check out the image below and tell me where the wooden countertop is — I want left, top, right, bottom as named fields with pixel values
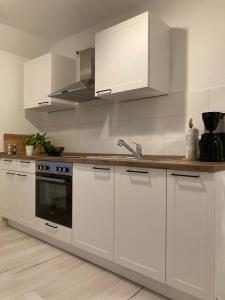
left=1, top=153, right=225, bottom=173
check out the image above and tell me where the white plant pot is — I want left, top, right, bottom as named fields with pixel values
left=26, top=145, right=34, bottom=156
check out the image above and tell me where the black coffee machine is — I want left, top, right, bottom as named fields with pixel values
left=199, top=112, right=225, bottom=162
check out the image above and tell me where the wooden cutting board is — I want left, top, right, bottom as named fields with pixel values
left=4, top=134, right=30, bottom=155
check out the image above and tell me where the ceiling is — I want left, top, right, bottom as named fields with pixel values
left=0, top=0, right=147, bottom=41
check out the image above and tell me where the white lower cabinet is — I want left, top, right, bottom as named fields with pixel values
left=35, top=217, right=71, bottom=244
left=2, top=170, right=17, bottom=221
left=72, top=164, right=114, bottom=261
left=16, top=172, right=35, bottom=228
left=114, top=167, right=166, bottom=282
left=1, top=161, right=35, bottom=229
left=166, top=170, right=214, bottom=300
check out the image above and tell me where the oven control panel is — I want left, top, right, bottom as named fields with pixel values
left=36, top=161, right=73, bottom=176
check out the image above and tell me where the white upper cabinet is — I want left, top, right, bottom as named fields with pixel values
left=72, top=164, right=114, bottom=261
left=95, top=11, right=170, bottom=101
left=115, top=167, right=166, bottom=282
left=166, top=170, right=214, bottom=300
left=24, top=52, right=76, bottom=112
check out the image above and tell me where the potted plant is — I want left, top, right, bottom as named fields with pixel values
left=24, top=135, right=36, bottom=156
left=24, top=132, right=48, bottom=156
left=32, top=132, right=48, bottom=155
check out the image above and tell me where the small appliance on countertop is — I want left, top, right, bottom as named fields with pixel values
left=199, top=112, right=225, bottom=162
left=36, top=160, right=73, bottom=228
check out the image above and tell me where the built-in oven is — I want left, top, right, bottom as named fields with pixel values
left=36, top=161, right=72, bottom=228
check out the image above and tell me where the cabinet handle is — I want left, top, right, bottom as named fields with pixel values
left=45, top=223, right=58, bottom=229
left=38, top=101, right=49, bottom=106
left=126, top=170, right=149, bottom=174
left=17, top=174, right=27, bottom=177
left=3, top=159, right=12, bottom=162
left=6, top=172, right=15, bottom=175
left=19, top=161, right=31, bottom=164
left=93, top=167, right=110, bottom=171
left=171, top=173, right=200, bottom=178
left=96, top=89, right=112, bottom=96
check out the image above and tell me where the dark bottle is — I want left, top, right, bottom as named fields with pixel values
left=12, top=144, right=17, bottom=155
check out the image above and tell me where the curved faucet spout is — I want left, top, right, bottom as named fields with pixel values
left=117, top=139, right=142, bottom=159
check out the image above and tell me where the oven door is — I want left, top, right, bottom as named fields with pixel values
left=36, top=173, right=72, bottom=228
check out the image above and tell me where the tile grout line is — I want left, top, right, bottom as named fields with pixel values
left=127, top=286, right=144, bottom=300
left=15, top=254, right=63, bottom=274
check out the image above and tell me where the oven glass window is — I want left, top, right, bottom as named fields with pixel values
left=36, top=175, right=72, bottom=228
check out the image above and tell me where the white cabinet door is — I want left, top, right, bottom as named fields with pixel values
left=16, top=172, right=35, bottom=229
left=72, top=164, right=114, bottom=261
left=95, top=12, right=149, bottom=97
left=115, top=167, right=166, bottom=282
left=1, top=170, right=17, bottom=221
left=166, top=170, right=214, bottom=300
left=24, top=53, right=51, bottom=109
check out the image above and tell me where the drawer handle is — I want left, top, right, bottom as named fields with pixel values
left=126, top=170, right=149, bottom=174
left=17, top=174, right=27, bottom=177
left=45, top=223, right=58, bottom=229
left=38, top=101, right=49, bottom=106
left=19, top=161, right=31, bottom=164
left=6, top=172, right=15, bottom=175
left=171, top=173, right=199, bottom=178
left=3, top=159, right=12, bottom=162
left=96, top=89, right=112, bottom=95
left=93, top=167, right=110, bottom=171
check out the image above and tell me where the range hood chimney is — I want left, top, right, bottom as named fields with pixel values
left=48, top=48, right=97, bottom=102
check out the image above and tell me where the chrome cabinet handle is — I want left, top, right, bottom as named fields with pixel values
left=93, top=167, right=110, bottom=171
left=96, top=89, right=112, bottom=96
left=126, top=170, right=149, bottom=174
left=3, top=159, right=13, bottom=162
left=6, top=172, right=15, bottom=175
left=45, top=223, right=58, bottom=229
left=19, top=161, right=31, bottom=164
left=171, top=173, right=200, bottom=178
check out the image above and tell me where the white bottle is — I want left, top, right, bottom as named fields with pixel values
left=185, top=119, right=199, bottom=160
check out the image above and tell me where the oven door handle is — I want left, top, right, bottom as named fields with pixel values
left=36, top=176, right=67, bottom=184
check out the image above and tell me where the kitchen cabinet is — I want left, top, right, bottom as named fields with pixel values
left=114, top=167, right=166, bottom=282
left=16, top=172, right=35, bottom=228
left=35, top=217, right=71, bottom=244
left=24, top=52, right=76, bottom=112
left=166, top=170, right=214, bottom=300
left=72, top=164, right=114, bottom=261
left=95, top=11, right=170, bottom=101
left=1, top=159, right=35, bottom=229
left=2, top=169, right=17, bottom=221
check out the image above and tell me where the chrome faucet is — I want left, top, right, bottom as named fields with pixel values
left=117, top=139, right=142, bottom=159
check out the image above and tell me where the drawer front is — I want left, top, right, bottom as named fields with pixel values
left=1, top=158, right=15, bottom=170
left=15, top=160, right=35, bottom=174
left=35, top=217, right=72, bottom=244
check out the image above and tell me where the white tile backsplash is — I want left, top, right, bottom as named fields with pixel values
left=41, top=86, right=225, bottom=155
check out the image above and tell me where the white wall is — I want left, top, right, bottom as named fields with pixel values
left=0, top=23, right=52, bottom=59
left=0, top=51, right=42, bottom=151
left=40, top=0, right=225, bottom=155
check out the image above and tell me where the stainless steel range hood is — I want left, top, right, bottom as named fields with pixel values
left=49, top=48, right=97, bottom=102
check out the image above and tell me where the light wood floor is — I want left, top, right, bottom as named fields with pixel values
left=0, top=222, right=167, bottom=300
